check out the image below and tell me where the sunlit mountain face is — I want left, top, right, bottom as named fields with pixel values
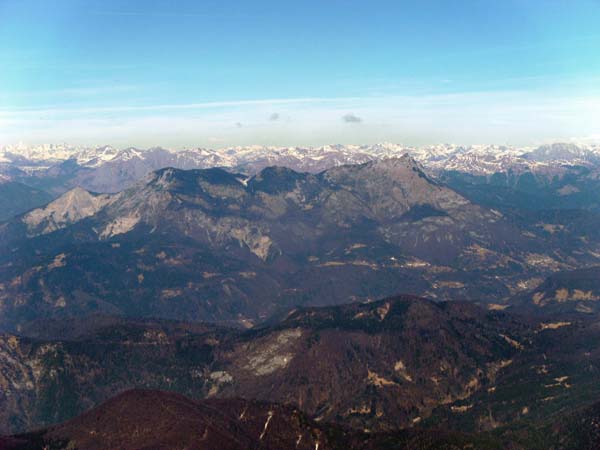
left=2, top=151, right=600, bottom=331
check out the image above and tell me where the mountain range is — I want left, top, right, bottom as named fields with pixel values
left=3, top=142, right=600, bottom=448
left=2, top=142, right=600, bottom=196
left=2, top=156, right=600, bottom=332
left=2, top=296, right=600, bottom=449
left=0, top=296, right=525, bottom=432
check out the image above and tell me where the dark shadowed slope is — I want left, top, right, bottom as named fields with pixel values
left=0, top=181, right=52, bottom=222
left=40, top=391, right=331, bottom=450
left=3, top=298, right=600, bottom=448
left=9, top=389, right=332, bottom=450
left=8, top=387, right=600, bottom=450
left=3, top=389, right=508, bottom=450
left=0, top=296, right=528, bottom=433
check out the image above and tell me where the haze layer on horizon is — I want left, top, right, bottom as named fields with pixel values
left=1, top=0, right=599, bottom=148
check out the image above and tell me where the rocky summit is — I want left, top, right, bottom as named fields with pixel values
left=2, top=157, right=600, bottom=331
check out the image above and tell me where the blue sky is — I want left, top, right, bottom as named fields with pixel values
left=1, top=0, right=599, bottom=148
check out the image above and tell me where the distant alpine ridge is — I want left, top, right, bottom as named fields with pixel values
left=2, top=142, right=600, bottom=194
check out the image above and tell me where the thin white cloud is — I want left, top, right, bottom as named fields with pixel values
left=1, top=91, right=599, bottom=148
left=0, top=97, right=359, bottom=117
left=90, top=11, right=220, bottom=18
